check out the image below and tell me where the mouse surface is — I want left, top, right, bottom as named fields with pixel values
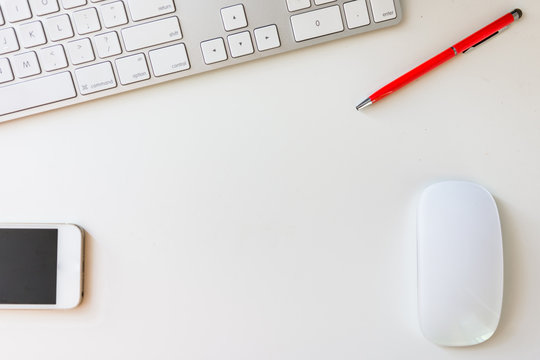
left=417, top=181, right=503, bottom=346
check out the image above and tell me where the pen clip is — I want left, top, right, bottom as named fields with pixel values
left=463, top=26, right=509, bottom=54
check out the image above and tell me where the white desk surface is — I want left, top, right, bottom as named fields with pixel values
left=1, top=0, right=539, bottom=358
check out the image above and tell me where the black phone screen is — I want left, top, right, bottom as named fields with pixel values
left=0, top=229, right=58, bottom=304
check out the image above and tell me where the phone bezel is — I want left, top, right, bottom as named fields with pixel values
left=0, top=223, right=84, bottom=310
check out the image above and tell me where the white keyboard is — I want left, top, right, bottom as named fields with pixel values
left=0, top=0, right=402, bottom=122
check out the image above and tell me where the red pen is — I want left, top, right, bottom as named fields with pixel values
left=356, top=9, right=523, bottom=110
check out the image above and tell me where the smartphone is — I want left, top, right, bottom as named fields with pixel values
left=0, top=224, right=84, bottom=309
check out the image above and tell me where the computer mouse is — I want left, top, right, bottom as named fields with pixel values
left=417, top=181, right=503, bottom=346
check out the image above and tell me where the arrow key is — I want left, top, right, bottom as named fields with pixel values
left=254, top=25, right=280, bottom=51
left=227, top=31, right=253, bottom=58
left=201, top=37, right=227, bottom=65
left=220, top=4, right=247, bottom=31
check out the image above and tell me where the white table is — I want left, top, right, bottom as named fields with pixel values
left=1, top=0, right=539, bottom=358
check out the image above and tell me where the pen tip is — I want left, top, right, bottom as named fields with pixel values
left=512, top=9, right=523, bottom=20
left=356, top=98, right=373, bottom=111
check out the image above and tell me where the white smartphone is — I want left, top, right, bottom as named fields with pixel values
left=0, top=223, right=84, bottom=310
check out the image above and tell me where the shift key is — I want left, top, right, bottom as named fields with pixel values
left=122, top=17, right=182, bottom=52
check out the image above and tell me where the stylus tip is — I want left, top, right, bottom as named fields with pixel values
left=512, top=9, right=523, bottom=20
left=356, top=98, right=373, bottom=111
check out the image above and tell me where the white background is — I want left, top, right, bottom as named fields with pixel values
left=1, top=0, right=539, bottom=358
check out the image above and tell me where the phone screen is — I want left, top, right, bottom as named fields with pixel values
left=0, top=229, right=58, bottom=304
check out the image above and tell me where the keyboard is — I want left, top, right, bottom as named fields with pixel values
left=0, top=0, right=402, bottom=123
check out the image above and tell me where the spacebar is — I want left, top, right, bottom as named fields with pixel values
left=0, top=72, right=77, bottom=116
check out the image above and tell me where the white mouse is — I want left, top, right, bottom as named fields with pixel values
left=417, top=181, right=503, bottom=346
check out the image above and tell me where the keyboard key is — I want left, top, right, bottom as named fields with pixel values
left=73, top=7, right=101, bottom=34
left=149, top=43, right=189, bottom=77
left=38, top=44, right=68, bottom=71
left=227, top=31, right=254, bottom=58
left=221, top=4, right=248, bottom=32
left=74, top=61, right=116, bottom=94
left=100, top=1, right=128, bottom=28
left=369, top=0, right=396, bottom=22
left=286, top=0, right=310, bottom=12
left=0, top=58, right=14, bottom=83
left=61, top=0, right=86, bottom=10
left=12, top=51, right=41, bottom=78
left=94, top=31, right=122, bottom=58
left=67, top=37, right=95, bottom=64
left=254, top=25, right=280, bottom=51
left=0, top=0, right=32, bottom=22
left=121, top=16, right=182, bottom=52
left=29, top=0, right=60, bottom=16
left=18, top=21, right=47, bottom=48
left=0, top=71, right=76, bottom=116
left=45, top=14, right=74, bottom=41
left=344, top=0, right=370, bottom=29
left=115, top=53, right=149, bottom=84
left=290, top=5, right=344, bottom=42
left=314, top=0, right=336, bottom=4
left=200, top=38, right=227, bottom=65
left=126, top=0, right=175, bottom=22
left=0, top=28, right=20, bottom=55
left=0, top=7, right=4, bottom=25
